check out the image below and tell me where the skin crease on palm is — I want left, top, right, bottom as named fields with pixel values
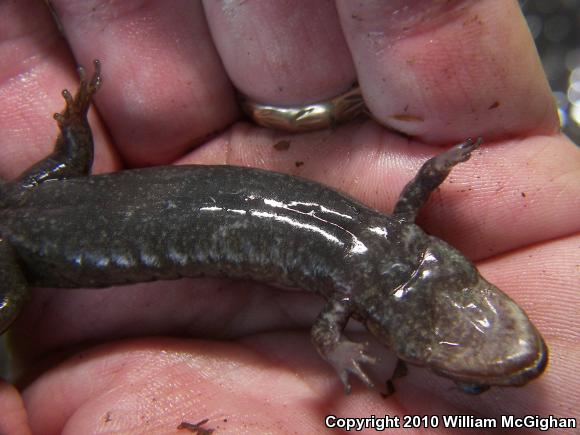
left=0, top=0, right=578, bottom=433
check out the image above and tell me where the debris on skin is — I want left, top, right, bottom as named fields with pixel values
left=273, top=140, right=291, bottom=151
left=177, top=418, right=214, bottom=434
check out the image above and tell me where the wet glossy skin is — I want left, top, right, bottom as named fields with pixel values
left=0, top=62, right=547, bottom=394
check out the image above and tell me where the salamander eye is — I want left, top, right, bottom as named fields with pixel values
left=455, top=382, right=490, bottom=394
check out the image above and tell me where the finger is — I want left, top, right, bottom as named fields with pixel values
left=0, top=0, right=117, bottom=179
left=0, top=379, right=31, bottom=435
left=203, top=0, right=357, bottom=105
left=335, top=0, right=559, bottom=143
left=47, top=0, right=238, bottom=166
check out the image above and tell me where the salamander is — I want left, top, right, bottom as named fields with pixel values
left=0, top=61, right=547, bottom=394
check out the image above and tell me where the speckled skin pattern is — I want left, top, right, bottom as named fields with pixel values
left=0, top=62, right=547, bottom=394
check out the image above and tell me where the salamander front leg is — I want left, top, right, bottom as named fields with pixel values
left=393, top=138, right=482, bottom=222
left=16, top=60, right=102, bottom=188
left=311, top=296, right=377, bottom=393
left=0, top=239, right=28, bottom=334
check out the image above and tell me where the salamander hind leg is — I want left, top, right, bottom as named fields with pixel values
left=393, top=138, right=482, bottom=222
left=311, top=297, right=378, bottom=393
left=16, top=60, right=102, bottom=188
left=53, top=59, right=101, bottom=137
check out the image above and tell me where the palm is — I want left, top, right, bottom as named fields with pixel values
left=1, top=1, right=578, bottom=434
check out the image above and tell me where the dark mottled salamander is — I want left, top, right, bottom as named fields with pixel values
left=0, top=61, right=547, bottom=394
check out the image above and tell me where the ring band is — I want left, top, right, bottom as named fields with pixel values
left=240, top=84, right=366, bottom=132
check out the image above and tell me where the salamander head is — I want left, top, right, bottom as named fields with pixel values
left=365, top=237, right=547, bottom=392
left=426, top=274, right=547, bottom=392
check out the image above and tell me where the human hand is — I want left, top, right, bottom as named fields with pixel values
left=0, top=1, right=578, bottom=433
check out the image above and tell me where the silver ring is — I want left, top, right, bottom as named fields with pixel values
left=240, top=84, right=367, bottom=132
